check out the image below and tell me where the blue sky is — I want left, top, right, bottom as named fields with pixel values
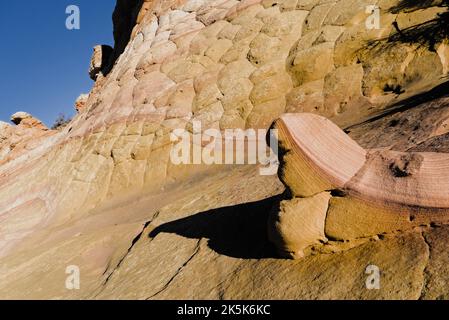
left=0, top=1, right=116, bottom=126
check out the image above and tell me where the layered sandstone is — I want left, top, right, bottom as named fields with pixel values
left=74, top=94, right=89, bottom=113
left=271, top=113, right=449, bottom=258
left=0, top=112, right=56, bottom=166
left=0, top=0, right=449, bottom=299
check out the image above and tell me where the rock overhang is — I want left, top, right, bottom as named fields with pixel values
left=270, top=113, right=449, bottom=258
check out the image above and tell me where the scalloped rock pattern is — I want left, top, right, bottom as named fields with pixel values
left=1, top=0, right=449, bottom=299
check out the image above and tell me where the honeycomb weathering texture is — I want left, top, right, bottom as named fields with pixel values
left=1, top=0, right=449, bottom=299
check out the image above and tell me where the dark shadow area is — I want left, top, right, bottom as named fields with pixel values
left=90, top=45, right=114, bottom=81
left=368, top=0, right=449, bottom=51
left=388, top=13, right=449, bottom=51
left=346, top=80, right=449, bottom=130
left=149, top=195, right=285, bottom=259
left=101, top=45, right=114, bottom=69
left=352, top=1, right=449, bottom=130
left=390, top=0, right=446, bottom=13
left=104, top=0, right=144, bottom=75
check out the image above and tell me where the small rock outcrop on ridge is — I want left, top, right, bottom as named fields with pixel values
left=89, top=45, right=114, bottom=80
left=75, top=94, right=89, bottom=113
left=10, top=111, right=47, bottom=130
left=0, top=112, right=55, bottom=165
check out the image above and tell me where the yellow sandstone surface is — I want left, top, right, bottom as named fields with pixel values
left=1, top=0, right=449, bottom=299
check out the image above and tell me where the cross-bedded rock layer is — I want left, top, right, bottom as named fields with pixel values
left=271, top=113, right=449, bottom=258
left=1, top=0, right=449, bottom=299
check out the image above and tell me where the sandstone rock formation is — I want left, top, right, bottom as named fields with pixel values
left=75, top=94, right=89, bottom=113
left=10, top=112, right=33, bottom=125
left=89, top=45, right=114, bottom=80
left=1, top=0, right=449, bottom=299
left=270, top=113, right=449, bottom=258
left=0, top=112, right=55, bottom=165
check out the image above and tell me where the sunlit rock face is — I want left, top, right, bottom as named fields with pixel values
left=1, top=0, right=449, bottom=299
left=0, top=112, right=56, bottom=166
left=74, top=94, right=89, bottom=113
left=270, top=113, right=449, bottom=259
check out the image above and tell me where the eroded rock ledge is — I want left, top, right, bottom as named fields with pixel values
left=0, top=112, right=55, bottom=165
left=269, top=113, right=449, bottom=259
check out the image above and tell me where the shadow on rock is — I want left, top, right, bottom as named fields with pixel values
left=149, top=195, right=284, bottom=260
left=389, top=0, right=446, bottom=13
left=105, top=0, right=145, bottom=75
left=368, top=0, right=449, bottom=51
